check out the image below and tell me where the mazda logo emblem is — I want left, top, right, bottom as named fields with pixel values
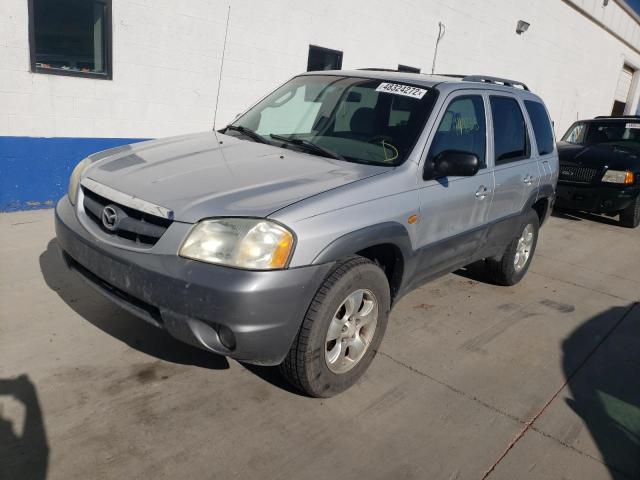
left=101, top=205, right=118, bottom=231
left=562, top=170, right=574, bottom=176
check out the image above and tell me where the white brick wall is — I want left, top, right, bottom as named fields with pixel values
left=1, top=0, right=639, bottom=139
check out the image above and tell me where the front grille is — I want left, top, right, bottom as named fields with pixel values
left=558, top=166, right=598, bottom=184
left=82, top=186, right=172, bottom=246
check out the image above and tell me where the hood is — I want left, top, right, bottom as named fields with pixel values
left=83, top=132, right=388, bottom=223
left=557, top=141, right=640, bottom=171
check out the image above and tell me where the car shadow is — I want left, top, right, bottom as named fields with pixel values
left=552, top=207, right=621, bottom=227
left=454, top=260, right=491, bottom=284
left=0, top=375, right=49, bottom=480
left=562, top=304, right=640, bottom=479
left=39, top=239, right=229, bottom=370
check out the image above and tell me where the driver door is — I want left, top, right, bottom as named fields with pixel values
left=414, top=92, right=495, bottom=280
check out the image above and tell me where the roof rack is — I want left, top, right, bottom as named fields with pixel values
left=357, top=68, right=401, bottom=72
left=358, top=70, right=530, bottom=91
left=594, top=115, right=640, bottom=119
left=460, top=75, right=529, bottom=91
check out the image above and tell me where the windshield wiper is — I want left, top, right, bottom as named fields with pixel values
left=224, top=125, right=269, bottom=144
left=269, top=134, right=345, bottom=161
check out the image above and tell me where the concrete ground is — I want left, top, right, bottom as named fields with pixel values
left=1, top=208, right=639, bottom=480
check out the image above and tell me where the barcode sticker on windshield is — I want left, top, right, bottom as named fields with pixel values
left=626, top=123, right=640, bottom=129
left=375, top=83, right=427, bottom=99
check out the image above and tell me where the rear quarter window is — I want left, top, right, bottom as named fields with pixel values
left=524, top=100, right=555, bottom=156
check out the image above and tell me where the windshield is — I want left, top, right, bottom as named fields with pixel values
left=227, top=75, right=438, bottom=166
left=562, top=120, right=640, bottom=152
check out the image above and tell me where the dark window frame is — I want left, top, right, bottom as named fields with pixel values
left=27, top=0, right=113, bottom=80
left=490, top=95, right=531, bottom=166
left=307, top=45, right=343, bottom=72
left=523, top=100, right=555, bottom=156
left=398, top=64, right=421, bottom=73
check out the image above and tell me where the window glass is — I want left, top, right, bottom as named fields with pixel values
left=524, top=100, right=555, bottom=156
left=307, top=45, right=343, bottom=71
left=388, top=95, right=416, bottom=127
left=255, top=85, right=322, bottom=135
left=562, top=121, right=640, bottom=151
left=31, top=0, right=110, bottom=77
left=490, top=96, right=529, bottom=163
left=231, top=75, right=439, bottom=166
left=334, top=87, right=377, bottom=132
left=428, top=96, right=486, bottom=167
left=562, top=123, right=586, bottom=144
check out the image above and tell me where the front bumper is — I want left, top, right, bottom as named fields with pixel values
left=55, top=196, right=333, bottom=365
left=555, top=183, right=639, bottom=213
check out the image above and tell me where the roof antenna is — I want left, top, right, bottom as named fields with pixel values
left=213, top=5, right=231, bottom=134
left=431, top=21, right=445, bottom=74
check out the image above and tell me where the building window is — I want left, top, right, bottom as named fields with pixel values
left=398, top=65, right=420, bottom=73
left=28, top=0, right=112, bottom=79
left=307, top=45, right=343, bottom=72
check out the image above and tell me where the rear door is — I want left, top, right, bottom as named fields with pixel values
left=486, top=95, right=540, bottom=248
left=415, top=91, right=494, bottom=280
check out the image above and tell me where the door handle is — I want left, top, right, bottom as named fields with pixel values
left=523, top=175, right=534, bottom=185
left=475, top=186, right=490, bottom=199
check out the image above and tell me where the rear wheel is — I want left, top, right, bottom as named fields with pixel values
left=620, top=195, right=640, bottom=228
left=486, top=209, right=540, bottom=286
left=280, top=256, right=390, bottom=397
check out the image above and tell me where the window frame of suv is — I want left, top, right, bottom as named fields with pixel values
left=489, top=94, right=531, bottom=166
left=421, top=89, right=490, bottom=180
left=27, top=0, right=114, bottom=80
left=523, top=99, right=555, bottom=157
left=230, top=74, right=440, bottom=167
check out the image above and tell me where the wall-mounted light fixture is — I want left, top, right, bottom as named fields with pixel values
left=516, top=20, right=530, bottom=35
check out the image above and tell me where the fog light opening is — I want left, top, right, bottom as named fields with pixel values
left=217, top=324, right=236, bottom=351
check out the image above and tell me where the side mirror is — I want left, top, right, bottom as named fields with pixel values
left=425, top=150, right=480, bottom=179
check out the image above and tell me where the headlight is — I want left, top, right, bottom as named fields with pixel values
left=68, top=158, right=92, bottom=205
left=602, top=170, right=634, bottom=184
left=179, top=218, right=295, bottom=270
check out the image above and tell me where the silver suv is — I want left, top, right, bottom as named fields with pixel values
left=55, top=70, right=559, bottom=397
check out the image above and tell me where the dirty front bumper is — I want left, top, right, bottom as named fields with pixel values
left=555, top=183, right=639, bottom=213
left=55, top=196, right=333, bottom=365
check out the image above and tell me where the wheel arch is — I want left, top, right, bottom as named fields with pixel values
left=312, top=222, right=413, bottom=303
left=525, top=184, right=555, bottom=225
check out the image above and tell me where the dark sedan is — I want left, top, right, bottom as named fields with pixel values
left=556, top=116, right=640, bottom=228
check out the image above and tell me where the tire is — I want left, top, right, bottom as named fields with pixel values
left=619, top=195, right=640, bottom=228
left=280, top=256, right=391, bottom=397
left=486, top=209, right=540, bottom=286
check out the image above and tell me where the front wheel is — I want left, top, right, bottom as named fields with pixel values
left=620, top=195, right=640, bottom=228
left=486, top=210, right=540, bottom=286
left=280, top=256, right=390, bottom=397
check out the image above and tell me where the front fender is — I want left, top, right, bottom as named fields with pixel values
left=312, top=222, right=414, bottom=265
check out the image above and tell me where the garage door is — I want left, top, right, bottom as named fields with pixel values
left=612, top=65, right=635, bottom=115
left=615, top=66, right=634, bottom=102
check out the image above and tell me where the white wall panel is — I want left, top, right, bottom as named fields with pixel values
left=0, top=0, right=639, bottom=140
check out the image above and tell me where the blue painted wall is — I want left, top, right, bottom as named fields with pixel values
left=0, top=136, right=147, bottom=212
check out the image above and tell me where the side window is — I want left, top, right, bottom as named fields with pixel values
left=490, top=96, right=529, bottom=164
left=428, top=95, right=486, bottom=168
left=562, top=123, right=586, bottom=144
left=524, top=100, right=555, bottom=156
